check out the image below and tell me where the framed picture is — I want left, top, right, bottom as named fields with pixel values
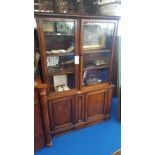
left=42, top=21, right=54, bottom=33
left=56, top=22, right=74, bottom=34
left=83, top=24, right=106, bottom=50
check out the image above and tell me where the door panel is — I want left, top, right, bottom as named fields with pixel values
left=86, top=89, right=107, bottom=121
left=48, top=96, right=75, bottom=132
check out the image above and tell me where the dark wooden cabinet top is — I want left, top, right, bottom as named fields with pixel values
left=34, top=12, right=121, bottom=20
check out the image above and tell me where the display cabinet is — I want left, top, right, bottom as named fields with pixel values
left=35, top=13, right=120, bottom=136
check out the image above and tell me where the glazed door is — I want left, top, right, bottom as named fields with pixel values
left=38, top=18, right=79, bottom=93
left=80, top=19, right=117, bottom=89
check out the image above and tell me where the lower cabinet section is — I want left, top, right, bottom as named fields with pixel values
left=48, top=85, right=114, bottom=136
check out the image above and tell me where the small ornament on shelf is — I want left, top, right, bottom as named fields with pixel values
left=54, top=0, right=69, bottom=13
left=85, top=75, right=98, bottom=85
left=35, top=0, right=54, bottom=13
left=56, top=85, right=70, bottom=92
left=84, top=0, right=100, bottom=15
left=75, top=0, right=85, bottom=14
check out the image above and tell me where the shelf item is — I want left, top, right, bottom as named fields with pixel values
left=46, top=52, right=74, bottom=56
left=60, top=59, right=74, bottom=65
left=95, top=59, right=107, bottom=66
left=85, top=75, right=100, bottom=86
left=83, top=65, right=109, bottom=71
left=46, top=45, right=74, bottom=55
left=47, top=49, right=67, bottom=54
left=56, top=85, right=70, bottom=92
left=53, top=75, right=70, bottom=92
left=84, top=49, right=111, bottom=53
left=47, top=56, right=59, bottom=67
left=48, top=66, right=74, bottom=76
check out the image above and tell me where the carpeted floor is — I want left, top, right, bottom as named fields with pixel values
left=35, top=97, right=121, bottom=155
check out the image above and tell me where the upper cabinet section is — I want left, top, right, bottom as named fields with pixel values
left=35, top=14, right=119, bottom=94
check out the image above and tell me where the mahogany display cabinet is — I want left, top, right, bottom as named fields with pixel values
left=35, top=12, right=120, bottom=137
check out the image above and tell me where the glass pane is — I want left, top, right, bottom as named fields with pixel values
left=42, top=20, right=75, bottom=92
left=82, top=22, right=115, bottom=87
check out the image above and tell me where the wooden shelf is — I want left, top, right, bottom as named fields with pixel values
left=84, top=49, right=111, bottom=54
left=46, top=52, right=74, bottom=56
left=34, top=12, right=121, bottom=20
left=83, top=65, right=109, bottom=71
left=48, top=68, right=75, bottom=76
left=44, top=33, right=74, bottom=36
left=83, top=82, right=106, bottom=87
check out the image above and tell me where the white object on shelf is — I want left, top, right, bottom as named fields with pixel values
left=74, top=56, right=79, bottom=64
left=57, top=86, right=63, bottom=92
left=66, top=45, right=74, bottom=52
left=62, top=85, right=70, bottom=91
left=51, top=49, right=66, bottom=53
left=53, top=75, right=67, bottom=91
left=46, top=56, right=59, bottom=67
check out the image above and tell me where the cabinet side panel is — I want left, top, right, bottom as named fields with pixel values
left=105, top=87, right=113, bottom=114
